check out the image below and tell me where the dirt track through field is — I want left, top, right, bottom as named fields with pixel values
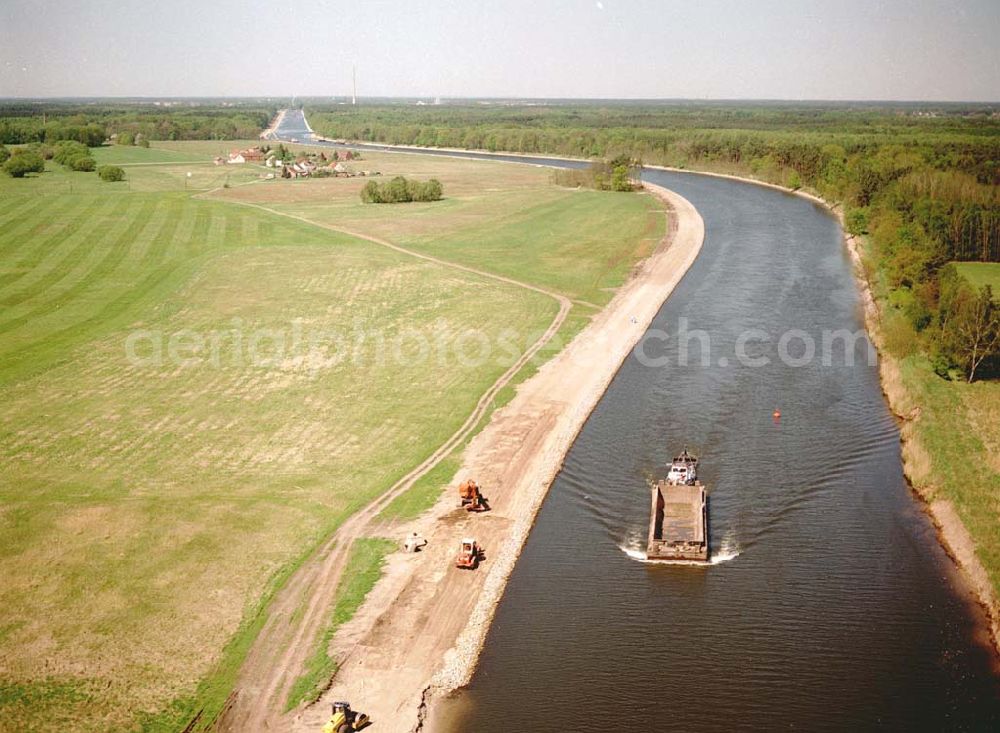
left=209, top=198, right=572, bottom=732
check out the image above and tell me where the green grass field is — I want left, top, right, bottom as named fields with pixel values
left=216, top=150, right=664, bottom=305
left=953, top=261, right=1000, bottom=293
left=92, top=145, right=209, bottom=165
left=0, top=144, right=663, bottom=731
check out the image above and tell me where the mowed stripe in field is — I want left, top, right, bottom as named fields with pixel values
left=0, top=195, right=77, bottom=263
left=0, top=194, right=287, bottom=384
left=0, top=195, right=96, bottom=286
left=0, top=198, right=156, bottom=329
left=0, top=197, right=134, bottom=305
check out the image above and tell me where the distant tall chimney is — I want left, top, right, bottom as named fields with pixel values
left=352, top=65, right=357, bottom=106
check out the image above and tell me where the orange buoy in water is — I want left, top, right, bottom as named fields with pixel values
left=772, top=409, right=781, bottom=423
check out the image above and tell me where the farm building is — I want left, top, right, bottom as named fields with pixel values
left=228, top=147, right=265, bottom=164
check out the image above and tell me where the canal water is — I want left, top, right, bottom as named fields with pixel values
left=439, top=171, right=1000, bottom=731
left=273, top=112, right=1000, bottom=730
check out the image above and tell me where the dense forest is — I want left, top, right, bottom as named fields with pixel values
left=0, top=101, right=274, bottom=145
left=310, top=102, right=1000, bottom=379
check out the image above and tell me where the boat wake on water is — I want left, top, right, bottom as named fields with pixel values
left=708, top=532, right=741, bottom=565
left=620, top=544, right=649, bottom=561
left=618, top=529, right=741, bottom=566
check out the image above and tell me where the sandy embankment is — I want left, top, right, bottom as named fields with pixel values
left=291, top=184, right=704, bottom=733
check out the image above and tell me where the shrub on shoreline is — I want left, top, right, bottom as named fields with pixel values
left=553, top=155, right=640, bottom=192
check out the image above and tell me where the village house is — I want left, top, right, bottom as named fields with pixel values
left=281, top=159, right=317, bottom=178
left=227, top=147, right=265, bottom=164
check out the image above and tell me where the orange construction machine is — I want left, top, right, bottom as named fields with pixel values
left=458, top=479, right=489, bottom=512
left=455, top=538, right=483, bottom=570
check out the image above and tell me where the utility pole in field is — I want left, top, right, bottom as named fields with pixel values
left=352, top=65, right=357, bottom=106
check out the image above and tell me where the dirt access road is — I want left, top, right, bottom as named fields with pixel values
left=284, top=184, right=704, bottom=733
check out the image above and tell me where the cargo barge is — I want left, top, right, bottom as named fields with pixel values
left=646, top=450, right=709, bottom=563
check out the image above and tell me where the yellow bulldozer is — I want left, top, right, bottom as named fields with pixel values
left=322, top=701, right=369, bottom=732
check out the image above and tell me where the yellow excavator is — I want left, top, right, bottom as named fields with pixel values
left=322, top=701, right=369, bottom=732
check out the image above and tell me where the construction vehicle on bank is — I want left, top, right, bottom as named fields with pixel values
left=403, top=532, right=427, bottom=553
left=322, top=701, right=369, bottom=732
left=455, top=538, right=483, bottom=569
left=458, top=479, right=489, bottom=512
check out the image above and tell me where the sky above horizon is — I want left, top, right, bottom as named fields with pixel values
left=1, top=0, right=998, bottom=101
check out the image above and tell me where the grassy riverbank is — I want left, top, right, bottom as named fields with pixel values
left=863, top=246, right=1000, bottom=624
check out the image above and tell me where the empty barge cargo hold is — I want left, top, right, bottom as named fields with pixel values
left=647, top=480, right=709, bottom=562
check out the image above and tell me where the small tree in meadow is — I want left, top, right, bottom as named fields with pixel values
left=53, top=140, right=96, bottom=171
left=385, top=176, right=410, bottom=203
left=942, top=284, right=1000, bottom=383
left=28, top=142, right=54, bottom=160
left=420, top=178, right=443, bottom=201
left=53, top=141, right=88, bottom=165
left=3, top=150, right=45, bottom=178
left=71, top=156, right=96, bottom=171
left=97, top=165, right=126, bottom=182
left=360, top=176, right=443, bottom=204
left=360, top=180, right=381, bottom=203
